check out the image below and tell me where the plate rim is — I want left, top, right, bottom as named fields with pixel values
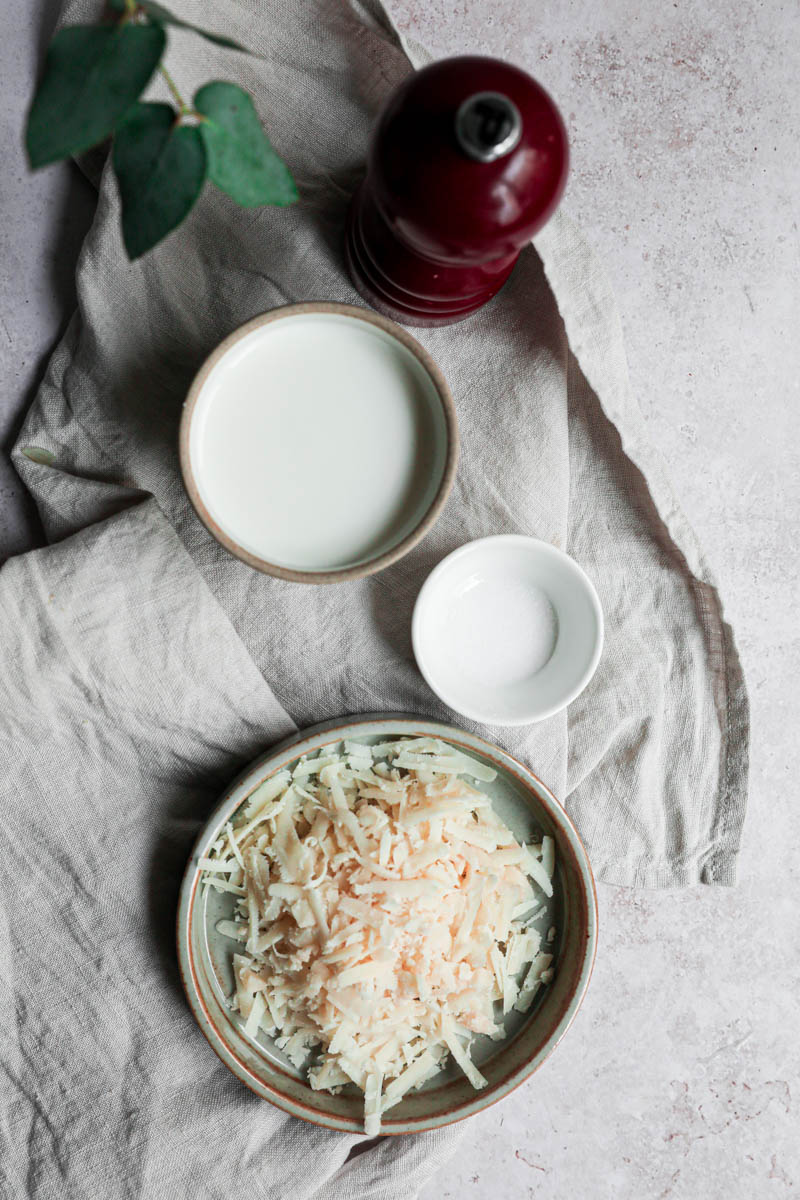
left=176, top=714, right=598, bottom=1134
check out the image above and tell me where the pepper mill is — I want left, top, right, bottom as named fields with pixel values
left=345, top=56, right=569, bottom=327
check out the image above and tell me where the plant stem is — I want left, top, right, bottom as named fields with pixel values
left=118, top=0, right=138, bottom=25
left=159, top=64, right=190, bottom=115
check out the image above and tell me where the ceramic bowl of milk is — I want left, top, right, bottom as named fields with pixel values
left=180, top=303, right=458, bottom=582
left=412, top=535, right=603, bottom=725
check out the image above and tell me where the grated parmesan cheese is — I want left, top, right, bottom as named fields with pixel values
left=200, top=737, right=557, bottom=1134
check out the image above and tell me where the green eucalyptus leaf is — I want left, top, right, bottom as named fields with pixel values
left=20, top=447, right=56, bottom=466
left=26, top=23, right=166, bottom=167
left=194, top=82, right=297, bottom=208
left=109, top=0, right=251, bottom=52
left=112, top=102, right=207, bottom=259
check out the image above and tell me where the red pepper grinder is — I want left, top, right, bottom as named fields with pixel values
left=345, top=56, right=569, bottom=327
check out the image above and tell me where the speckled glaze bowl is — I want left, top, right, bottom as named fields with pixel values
left=178, top=303, right=458, bottom=585
left=176, top=716, right=598, bottom=1134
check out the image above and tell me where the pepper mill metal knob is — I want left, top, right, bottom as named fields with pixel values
left=345, top=56, right=569, bottom=328
left=455, top=92, right=522, bottom=162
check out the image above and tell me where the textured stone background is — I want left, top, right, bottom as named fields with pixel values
left=2, top=1, right=798, bottom=1197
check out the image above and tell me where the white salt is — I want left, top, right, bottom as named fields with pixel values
left=444, top=576, right=558, bottom=688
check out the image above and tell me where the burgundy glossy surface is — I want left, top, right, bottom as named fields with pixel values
left=346, top=56, right=569, bottom=327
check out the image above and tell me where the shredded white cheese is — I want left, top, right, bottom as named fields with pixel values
left=200, top=737, right=557, bottom=1134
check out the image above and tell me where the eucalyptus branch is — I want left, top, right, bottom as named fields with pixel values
left=25, top=0, right=297, bottom=259
left=159, top=63, right=189, bottom=115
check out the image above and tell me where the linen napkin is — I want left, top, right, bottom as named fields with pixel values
left=1, top=0, right=748, bottom=1195
left=0, top=499, right=462, bottom=1198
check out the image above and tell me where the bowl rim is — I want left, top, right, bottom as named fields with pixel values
left=176, top=714, right=598, bottom=1135
left=178, top=301, right=459, bottom=584
left=411, top=534, right=605, bottom=725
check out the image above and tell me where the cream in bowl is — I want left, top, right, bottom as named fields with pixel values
left=412, top=535, right=603, bottom=725
left=180, top=303, right=458, bottom=583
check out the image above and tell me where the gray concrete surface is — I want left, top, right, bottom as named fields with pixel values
left=2, top=1, right=798, bottom=1198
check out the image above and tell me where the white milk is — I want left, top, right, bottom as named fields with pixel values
left=190, top=313, right=446, bottom=571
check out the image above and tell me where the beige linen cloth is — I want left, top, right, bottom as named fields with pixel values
left=1, top=0, right=748, bottom=1195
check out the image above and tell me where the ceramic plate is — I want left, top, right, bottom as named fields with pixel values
left=176, top=715, right=597, bottom=1134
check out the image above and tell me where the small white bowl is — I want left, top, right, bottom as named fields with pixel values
left=412, top=535, right=603, bottom=726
